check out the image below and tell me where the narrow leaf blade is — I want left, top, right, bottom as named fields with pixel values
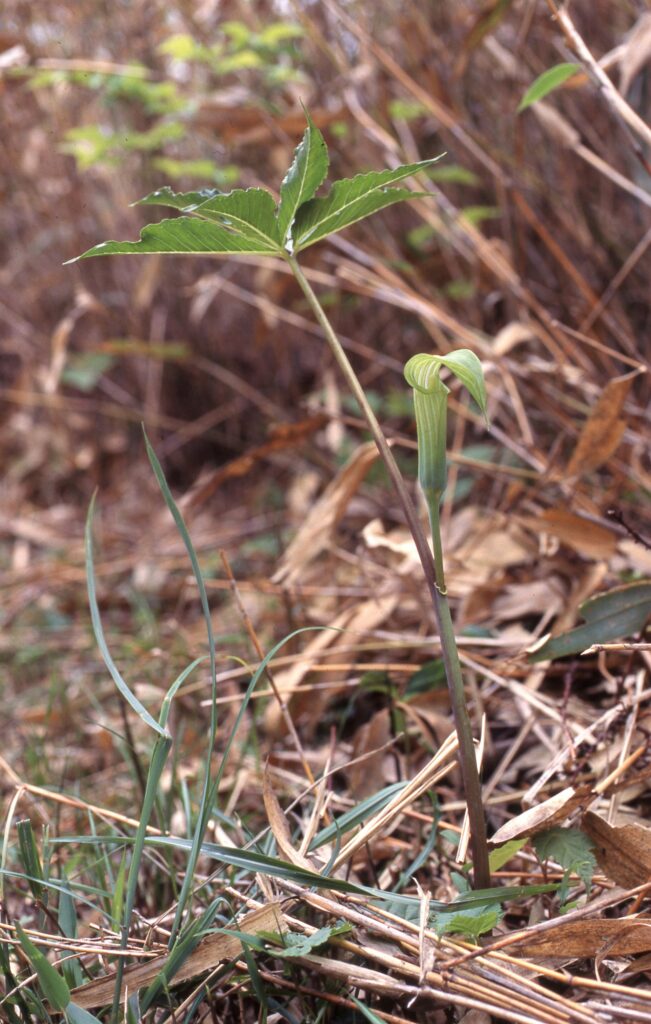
left=292, top=157, right=443, bottom=251
left=529, top=580, right=651, bottom=661
left=277, top=114, right=329, bottom=247
left=85, top=493, right=168, bottom=736
left=518, top=63, right=580, bottom=112
left=15, top=923, right=71, bottom=1012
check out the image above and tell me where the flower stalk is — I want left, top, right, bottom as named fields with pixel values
left=290, top=257, right=490, bottom=889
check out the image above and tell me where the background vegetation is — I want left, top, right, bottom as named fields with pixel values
left=1, top=1, right=650, bottom=1021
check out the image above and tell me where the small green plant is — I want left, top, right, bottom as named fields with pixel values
left=68, top=113, right=491, bottom=886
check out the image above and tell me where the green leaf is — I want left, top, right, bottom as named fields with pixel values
left=277, top=922, right=351, bottom=957
left=518, top=63, right=580, bottom=112
left=68, top=217, right=272, bottom=261
left=85, top=493, right=169, bottom=737
left=309, top=781, right=407, bottom=851
left=404, top=659, right=447, bottom=698
left=534, top=827, right=595, bottom=902
left=136, top=185, right=224, bottom=211
left=529, top=580, right=651, bottom=662
left=66, top=1004, right=103, bottom=1024
left=15, top=922, right=71, bottom=1012
left=16, top=820, right=45, bottom=901
left=489, top=837, right=528, bottom=872
left=292, top=156, right=443, bottom=251
left=277, top=114, right=329, bottom=247
left=436, top=350, right=489, bottom=421
left=432, top=902, right=502, bottom=940
left=191, top=188, right=281, bottom=249
left=69, top=188, right=282, bottom=262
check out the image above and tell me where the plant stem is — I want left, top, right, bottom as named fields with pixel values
left=287, top=255, right=490, bottom=889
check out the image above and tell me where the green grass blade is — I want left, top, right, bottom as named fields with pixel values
left=85, top=492, right=168, bottom=738
left=143, top=432, right=219, bottom=942
left=15, top=922, right=71, bottom=1012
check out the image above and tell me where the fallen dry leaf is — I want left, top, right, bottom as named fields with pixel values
left=512, top=918, right=651, bottom=957
left=264, top=592, right=398, bottom=737
left=566, top=369, right=641, bottom=478
left=263, top=762, right=319, bottom=871
left=582, top=810, right=651, bottom=887
left=491, top=785, right=594, bottom=844
left=70, top=902, right=285, bottom=1009
left=273, top=441, right=379, bottom=584
left=529, top=508, right=618, bottom=560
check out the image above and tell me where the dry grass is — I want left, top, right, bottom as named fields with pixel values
left=1, top=1, right=651, bottom=1021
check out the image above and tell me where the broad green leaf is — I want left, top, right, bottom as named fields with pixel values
left=404, top=658, right=447, bottom=698
left=518, top=62, right=580, bottom=112
left=15, top=923, right=71, bottom=1011
left=191, top=188, right=281, bottom=249
left=489, top=837, right=528, bottom=872
left=432, top=902, right=502, bottom=940
left=292, top=156, right=443, bottom=251
left=277, top=114, right=329, bottom=247
left=534, top=827, right=595, bottom=902
left=275, top=922, right=351, bottom=957
left=529, top=580, right=651, bottom=662
left=436, top=350, right=489, bottom=421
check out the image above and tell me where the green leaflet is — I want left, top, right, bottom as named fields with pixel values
left=291, top=157, right=443, bottom=251
left=277, top=113, right=329, bottom=247
left=68, top=215, right=280, bottom=260
left=518, top=63, right=580, bottom=113
left=70, top=188, right=281, bottom=261
left=136, top=185, right=224, bottom=211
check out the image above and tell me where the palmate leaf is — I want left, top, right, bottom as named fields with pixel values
left=277, top=113, right=329, bottom=248
left=291, top=156, right=443, bottom=251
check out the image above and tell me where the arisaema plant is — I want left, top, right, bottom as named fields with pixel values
left=69, top=113, right=492, bottom=888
